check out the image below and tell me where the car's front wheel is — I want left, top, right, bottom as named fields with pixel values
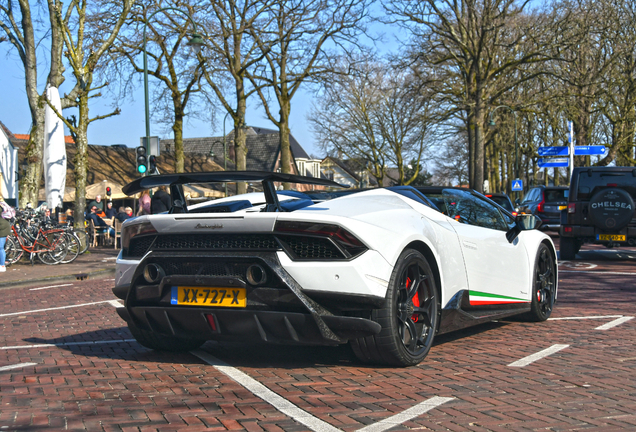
left=522, top=243, right=557, bottom=322
left=128, top=323, right=205, bottom=352
left=351, top=249, right=439, bottom=367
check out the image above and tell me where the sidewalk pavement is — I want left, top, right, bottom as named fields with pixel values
left=1, top=246, right=119, bottom=289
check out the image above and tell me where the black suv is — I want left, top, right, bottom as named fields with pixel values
left=560, top=166, right=636, bottom=259
left=518, top=186, right=569, bottom=230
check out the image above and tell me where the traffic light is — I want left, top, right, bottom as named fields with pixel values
left=136, top=146, right=148, bottom=174
left=148, top=155, right=157, bottom=174
left=106, top=186, right=112, bottom=197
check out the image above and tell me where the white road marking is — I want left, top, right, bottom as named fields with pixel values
left=558, top=261, right=597, bottom=269
left=192, top=349, right=451, bottom=432
left=355, top=397, right=455, bottom=432
left=559, top=270, right=636, bottom=275
left=595, top=316, right=634, bottom=330
left=0, top=300, right=120, bottom=318
left=29, top=283, right=74, bottom=291
left=549, top=315, right=623, bottom=320
left=0, top=362, right=37, bottom=372
left=508, top=344, right=569, bottom=367
left=0, top=339, right=136, bottom=351
left=193, top=350, right=341, bottom=432
left=107, top=300, right=122, bottom=308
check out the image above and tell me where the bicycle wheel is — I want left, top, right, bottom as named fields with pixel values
left=74, top=229, right=90, bottom=254
left=4, top=236, right=23, bottom=265
left=58, top=232, right=80, bottom=264
left=37, top=231, right=67, bottom=265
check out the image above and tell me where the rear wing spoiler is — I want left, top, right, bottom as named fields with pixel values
left=122, top=171, right=347, bottom=213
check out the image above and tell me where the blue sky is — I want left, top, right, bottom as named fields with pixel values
left=0, top=7, right=404, bottom=159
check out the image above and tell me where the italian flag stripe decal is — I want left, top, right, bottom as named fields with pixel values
left=469, top=290, right=529, bottom=305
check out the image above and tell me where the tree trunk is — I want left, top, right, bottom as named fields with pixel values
left=73, top=98, right=89, bottom=232
left=279, top=97, right=293, bottom=190
left=173, top=102, right=184, bottom=173
left=473, top=98, right=485, bottom=193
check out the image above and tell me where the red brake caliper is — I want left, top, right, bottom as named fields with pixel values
left=407, top=277, right=420, bottom=322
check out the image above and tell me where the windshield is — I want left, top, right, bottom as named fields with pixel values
left=577, top=172, right=636, bottom=200
left=544, top=189, right=567, bottom=202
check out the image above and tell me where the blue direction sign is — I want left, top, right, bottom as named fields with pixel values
left=574, top=145, right=608, bottom=156
left=538, top=146, right=569, bottom=156
left=511, top=179, right=523, bottom=191
left=538, top=158, right=569, bottom=168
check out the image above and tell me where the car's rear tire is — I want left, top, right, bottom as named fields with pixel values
left=559, top=236, right=578, bottom=260
left=521, top=243, right=557, bottom=322
left=350, top=249, right=439, bottom=367
left=128, top=323, right=205, bottom=352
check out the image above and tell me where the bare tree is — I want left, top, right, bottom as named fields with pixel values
left=388, top=0, right=554, bottom=192
left=249, top=0, right=370, bottom=188
left=115, top=0, right=208, bottom=173
left=310, top=57, right=437, bottom=186
left=45, top=0, right=131, bottom=230
left=198, top=0, right=276, bottom=195
left=0, top=0, right=73, bottom=207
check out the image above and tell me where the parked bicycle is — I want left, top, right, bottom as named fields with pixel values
left=4, top=209, right=80, bottom=265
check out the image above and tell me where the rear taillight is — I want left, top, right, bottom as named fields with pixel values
left=564, top=226, right=573, bottom=233
left=121, top=221, right=157, bottom=249
left=274, top=220, right=366, bottom=257
left=537, top=194, right=545, bottom=213
left=512, top=211, right=518, bottom=217
left=568, top=203, right=576, bottom=214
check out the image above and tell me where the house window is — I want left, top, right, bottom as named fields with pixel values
left=297, top=161, right=305, bottom=176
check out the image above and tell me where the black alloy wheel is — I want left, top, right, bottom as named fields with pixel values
left=524, top=243, right=556, bottom=322
left=351, top=249, right=439, bottom=366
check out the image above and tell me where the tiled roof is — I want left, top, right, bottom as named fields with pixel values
left=161, top=127, right=310, bottom=172
left=14, top=133, right=75, bottom=144
left=10, top=138, right=222, bottom=189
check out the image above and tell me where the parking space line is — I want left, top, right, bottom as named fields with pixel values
left=0, top=362, right=37, bottom=372
left=355, top=396, right=454, bottom=432
left=549, top=315, right=623, bottom=320
left=595, top=316, right=634, bottom=330
left=29, top=283, right=74, bottom=291
left=192, top=349, right=341, bottom=432
left=559, top=270, right=636, bottom=275
left=192, top=349, right=453, bottom=432
left=0, top=300, right=119, bottom=318
left=108, top=300, right=122, bottom=308
left=0, top=339, right=136, bottom=351
left=508, top=344, right=569, bottom=367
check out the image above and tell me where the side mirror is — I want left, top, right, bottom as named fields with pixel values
left=515, top=198, right=521, bottom=206
left=506, top=214, right=542, bottom=243
left=517, top=214, right=542, bottom=230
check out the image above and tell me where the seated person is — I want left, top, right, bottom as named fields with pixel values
left=105, top=201, right=117, bottom=219
left=116, top=206, right=130, bottom=223
left=65, top=208, right=74, bottom=225
left=87, top=206, right=114, bottom=236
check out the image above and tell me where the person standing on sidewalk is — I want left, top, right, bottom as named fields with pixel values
left=0, top=197, right=14, bottom=272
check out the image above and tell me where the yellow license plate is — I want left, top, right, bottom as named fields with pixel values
left=558, top=205, right=567, bottom=211
left=597, top=234, right=626, bottom=242
left=171, top=286, right=246, bottom=307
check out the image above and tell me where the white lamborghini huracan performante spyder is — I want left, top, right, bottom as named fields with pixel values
left=113, top=172, right=557, bottom=367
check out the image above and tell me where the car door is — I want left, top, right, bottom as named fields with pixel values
left=442, top=189, right=531, bottom=305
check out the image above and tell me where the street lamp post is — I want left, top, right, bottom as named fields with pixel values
left=222, top=112, right=230, bottom=197
left=142, top=7, right=204, bottom=173
left=489, top=105, right=519, bottom=201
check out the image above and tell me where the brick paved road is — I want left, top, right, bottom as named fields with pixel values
left=0, top=249, right=635, bottom=431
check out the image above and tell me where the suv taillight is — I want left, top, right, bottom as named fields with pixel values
left=537, top=194, right=545, bottom=213
left=568, top=203, right=576, bottom=214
